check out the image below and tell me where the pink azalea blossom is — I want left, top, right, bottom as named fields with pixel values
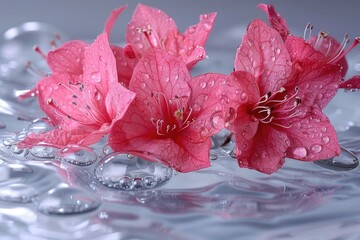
left=109, top=48, right=230, bottom=173
left=126, top=4, right=216, bottom=69
left=18, top=32, right=135, bottom=148
left=258, top=3, right=360, bottom=87
left=228, top=19, right=342, bottom=174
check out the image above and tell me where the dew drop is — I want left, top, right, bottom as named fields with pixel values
left=94, top=91, right=101, bottom=101
left=310, top=144, right=323, bottom=153
left=203, top=23, right=211, bottom=31
left=292, top=147, right=307, bottom=158
left=240, top=91, right=248, bottom=101
left=165, top=76, right=170, bottom=82
left=58, top=145, right=97, bottom=166
left=200, top=81, right=207, bottom=88
left=271, top=56, right=276, bottom=62
left=210, top=152, right=218, bottom=160
left=322, top=136, right=330, bottom=144
left=192, top=103, right=202, bottom=112
left=90, top=72, right=101, bottom=82
left=140, top=82, right=146, bottom=88
left=314, top=147, right=359, bottom=171
left=36, top=185, right=101, bottom=215
left=200, top=127, right=209, bottom=137
left=95, top=153, right=172, bottom=191
left=137, top=43, right=144, bottom=49
left=188, top=27, right=196, bottom=34
left=210, top=113, right=224, bottom=130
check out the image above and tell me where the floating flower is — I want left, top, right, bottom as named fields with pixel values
left=125, top=4, right=216, bottom=69
left=258, top=3, right=360, bottom=86
left=18, top=32, right=135, bottom=148
left=228, top=18, right=341, bottom=174
left=109, top=48, right=230, bottom=173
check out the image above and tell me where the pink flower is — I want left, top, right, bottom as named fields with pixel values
left=126, top=4, right=216, bottom=69
left=228, top=19, right=342, bottom=174
left=109, top=48, right=229, bottom=173
left=18, top=32, right=135, bottom=148
left=258, top=3, right=360, bottom=86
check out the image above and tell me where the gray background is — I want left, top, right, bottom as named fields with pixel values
left=1, top=0, right=359, bottom=51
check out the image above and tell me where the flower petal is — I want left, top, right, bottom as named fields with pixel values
left=183, top=12, right=217, bottom=48
left=83, top=32, right=118, bottom=97
left=183, top=46, right=206, bottom=69
left=126, top=4, right=177, bottom=56
left=186, top=73, right=230, bottom=142
left=235, top=124, right=289, bottom=174
left=18, top=128, right=88, bottom=149
left=109, top=127, right=211, bottom=173
left=285, top=106, right=341, bottom=161
left=257, top=4, right=289, bottom=40
left=285, top=36, right=326, bottom=62
left=339, top=75, right=360, bottom=89
left=235, top=19, right=292, bottom=94
left=47, top=40, right=88, bottom=75
left=105, top=82, right=136, bottom=120
left=111, top=45, right=138, bottom=87
left=104, top=6, right=127, bottom=36
left=287, top=61, right=341, bottom=109
left=129, top=48, right=192, bottom=121
left=225, top=71, right=260, bottom=133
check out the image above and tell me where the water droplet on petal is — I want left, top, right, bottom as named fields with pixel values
left=140, top=82, right=146, bottom=88
left=95, top=153, right=172, bottom=190
left=36, top=185, right=101, bottom=215
left=203, top=23, right=211, bottom=31
left=200, top=81, right=207, bottom=88
left=192, top=103, right=202, bottom=112
left=240, top=92, right=248, bottom=101
left=322, top=136, right=330, bottom=144
left=314, top=147, right=359, bottom=171
left=310, top=144, right=323, bottom=153
left=58, top=145, right=97, bottom=166
left=292, top=147, right=307, bottom=159
left=90, top=72, right=101, bottom=83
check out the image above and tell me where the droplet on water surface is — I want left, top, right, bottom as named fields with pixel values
left=36, top=184, right=101, bottom=215
left=57, top=145, right=97, bottom=166
left=314, top=147, right=359, bottom=171
left=95, top=152, right=172, bottom=191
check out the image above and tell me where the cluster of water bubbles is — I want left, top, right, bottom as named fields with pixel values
left=1, top=21, right=360, bottom=240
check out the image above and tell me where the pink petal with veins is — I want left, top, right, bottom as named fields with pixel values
left=47, top=40, right=88, bottom=75
left=235, top=124, right=289, bottom=174
left=104, top=6, right=127, bottom=36
left=257, top=3, right=289, bottom=40
left=285, top=106, right=340, bottom=161
left=111, top=45, right=138, bottom=87
left=339, top=75, right=360, bottom=89
left=235, top=19, right=292, bottom=94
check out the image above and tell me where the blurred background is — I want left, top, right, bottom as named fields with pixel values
left=1, top=0, right=359, bottom=48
